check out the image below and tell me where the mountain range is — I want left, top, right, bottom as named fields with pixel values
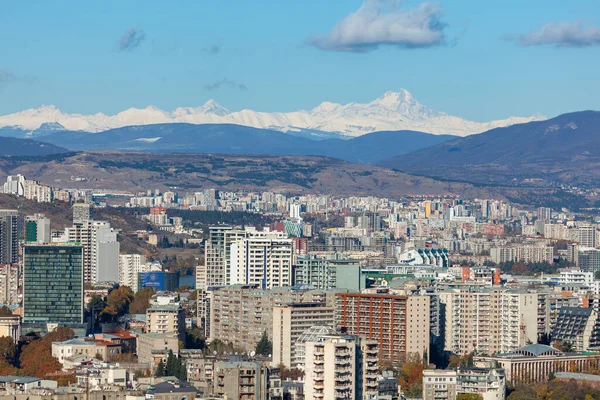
left=34, top=124, right=455, bottom=165
left=0, top=89, right=542, bottom=137
left=381, top=110, right=600, bottom=188
left=0, top=137, right=69, bottom=157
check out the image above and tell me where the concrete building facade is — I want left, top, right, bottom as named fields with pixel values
left=335, top=292, right=430, bottom=362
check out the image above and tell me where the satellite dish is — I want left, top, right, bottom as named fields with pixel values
left=250, top=351, right=255, bottom=357
left=213, top=351, right=217, bottom=356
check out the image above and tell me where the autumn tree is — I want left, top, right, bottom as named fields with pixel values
left=101, top=286, right=134, bottom=318
left=398, top=353, right=424, bottom=398
left=0, top=306, right=13, bottom=317
left=129, top=287, right=155, bottom=314
left=19, top=327, right=74, bottom=378
left=0, top=336, right=17, bottom=364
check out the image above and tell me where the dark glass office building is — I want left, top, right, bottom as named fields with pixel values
left=23, top=244, right=84, bottom=324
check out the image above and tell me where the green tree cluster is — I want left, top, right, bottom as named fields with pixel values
left=255, top=331, right=272, bottom=356
left=155, top=350, right=186, bottom=381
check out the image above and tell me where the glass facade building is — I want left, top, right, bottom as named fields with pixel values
left=23, top=244, right=84, bottom=324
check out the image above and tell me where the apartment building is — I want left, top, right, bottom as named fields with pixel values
left=490, top=246, right=554, bottom=264
left=552, top=307, right=599, bottom=351
left=209, top=284, right=342, bottom=352
left=65, top=220, right=119, bottom=283
left=304, top=335, right=378, bottom=400
left=439, top=288, right=538, bottom=355
left=578, top=247, right=600, bottom=274
left=335, top=292, right=430, bottom=362
left=230, top=230, right=293, bottom=289
left=272, top=303, right=335, bottom=369
left=213, top=361, right=273, bottom=400
left=422, top=370, right=457, bottom=400
left=0, top=263, right=19, bottom=306
left=118, top=254, right=157, bottom=292
left=146, top=303, right=186, bottom=341
left=196, top=226, right=248, bottom=334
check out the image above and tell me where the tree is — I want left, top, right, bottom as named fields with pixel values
left=457, top=394, right=483, bottom=400
left=0, top=306, right=13, bottom=317
left=185, top=328, right=206, bottom=350
left=155, top=360, right=165, bottom=377
left=255, top=331, right=272, bottom=356
left=19, top=326, right=75, bottom=378
left=398, top=354, right=424, bottom=398
left=88, top=295, right=106, bottom=312
left=129, top=287, right=154, bottom=314
left=0, top=337, right=17, bottom=364
left=101, top=286, right=134, bottom=318
left=552, top=340, right=575, bottom=353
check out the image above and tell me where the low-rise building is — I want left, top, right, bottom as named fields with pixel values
left=475, top=344, right=600, bottom=384
left=422, top=370, right=457, bottom=400
left=51, top=339, right=121, bottom=365
left=136, top=333, right=179, bottom=370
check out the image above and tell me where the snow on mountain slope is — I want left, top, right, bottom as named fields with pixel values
left=0, top=90, right=544, bottom=136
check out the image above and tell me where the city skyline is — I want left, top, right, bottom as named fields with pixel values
left=1, top=0, right=599, bottom=122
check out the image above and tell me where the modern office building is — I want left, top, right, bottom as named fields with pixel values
left=25, top=214, right=51, bottom=243
left=0, top=210, right=19, bottom=265
left=304, top=335, right=379, bottom=400
left=335, top=291, right=430, bottom=362
left=439, top=288, right=538, bottom=355
left=23, top=244, right=84, bottom=324
left=272, top=303, right=335, bottom=369
left=209, top=284, right=342, bottom=352
left=293, top=254, right=363, bottom=291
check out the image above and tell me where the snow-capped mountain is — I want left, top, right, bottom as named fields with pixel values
left=0, top=89, right=544, bottom=137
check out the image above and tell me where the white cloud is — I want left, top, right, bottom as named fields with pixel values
left=510, top=21, right=600, bottom=47
left=306, top=0, right=446, bottom=52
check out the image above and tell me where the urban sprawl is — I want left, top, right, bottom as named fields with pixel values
left=1, top=173, right=600, bottom=400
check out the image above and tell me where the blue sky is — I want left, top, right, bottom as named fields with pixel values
left=0, top=0, right=599, bottom=121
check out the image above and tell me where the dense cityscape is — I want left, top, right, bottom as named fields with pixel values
left=0, top=170, right=599, bottom=400
left=2, top=1, right=600, bottom=399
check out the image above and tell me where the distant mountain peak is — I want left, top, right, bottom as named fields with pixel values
left=0, top=90, right=544, bottom=137
left=198, top=99, right=230, bottom=116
